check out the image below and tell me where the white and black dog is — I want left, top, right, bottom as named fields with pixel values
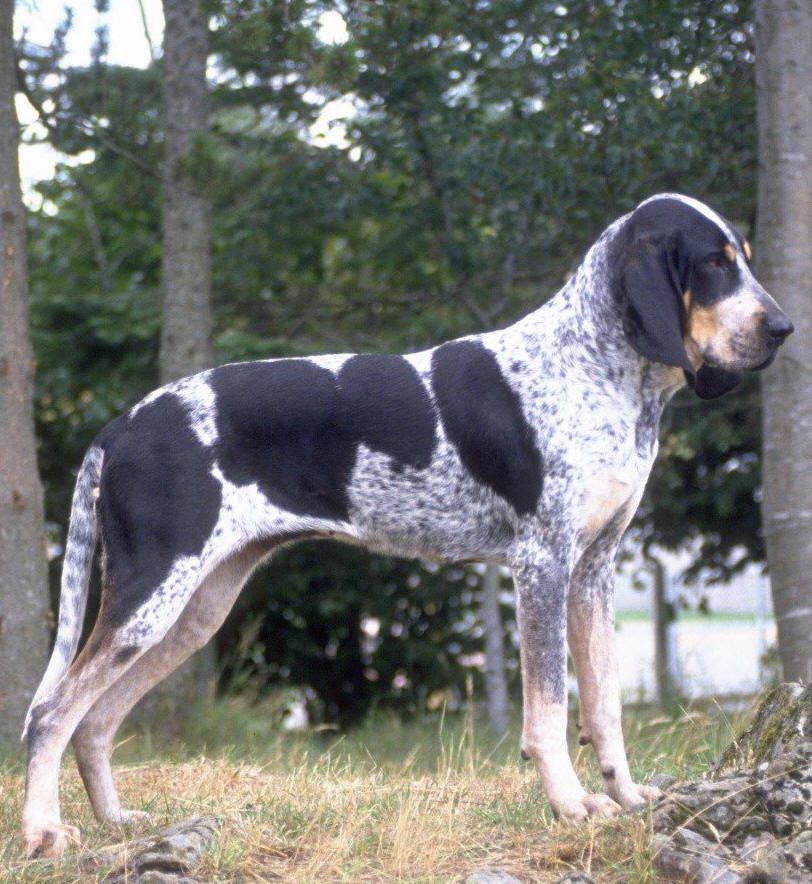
left=22, top=194, right=792, bottom=856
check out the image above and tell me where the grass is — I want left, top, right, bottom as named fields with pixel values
left=615, top=610, right=773, bottom=624
left=0, top=697, right=743, bottom=882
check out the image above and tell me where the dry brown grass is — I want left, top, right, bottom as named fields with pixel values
left=0, top=699, right=740, bottom=882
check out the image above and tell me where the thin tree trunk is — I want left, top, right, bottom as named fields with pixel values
left=652, top=559, right=679, bottom=708
left=481, top=565, right=510, bottom=734
left=0, top=0, right=50, bottom=746
left=135, top=0, right=214, bottom=732
left=756, top=0, right=812, bottom=682
left=160, top=0, right=213, bottom=383
left=477, top=244, right=524, bottom=735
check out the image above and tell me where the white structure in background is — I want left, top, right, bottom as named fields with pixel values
left=280, top=691, right=310, bottom=732
left=613, top=548, right=776, bottom=702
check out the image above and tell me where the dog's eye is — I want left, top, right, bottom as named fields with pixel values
left=705, top=254, right=727, bottom=270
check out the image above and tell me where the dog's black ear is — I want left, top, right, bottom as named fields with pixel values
left=688, top=364, right=742, bottom=399
left=618, top=233, right=693, bottom=373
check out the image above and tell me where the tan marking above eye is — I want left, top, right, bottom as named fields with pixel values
left=743, top=240, right=752, bottom=261
left=682, top=288, right=692, bottom=311
left=723, top=242, right=736, bottom=263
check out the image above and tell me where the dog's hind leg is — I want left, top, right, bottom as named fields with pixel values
left=22, top=552, right=220, bottom=858
left=72, top=542, right=272, bottom=825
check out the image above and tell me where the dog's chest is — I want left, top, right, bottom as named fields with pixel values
left=528, top=377, right=659, bottom=544
left=573, top=413, right=656, bottom=545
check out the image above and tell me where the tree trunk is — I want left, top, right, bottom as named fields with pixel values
left=160, top=0, right=213, bottom=383
left=652, top=558, right=679, bottom=708
left=481, top=565, right=510, bottom=734
left=755, top=0, right=812, bottom=683
left=135, top=0, right=215, bottom=732
left=0, top=0, right=50, bottom=746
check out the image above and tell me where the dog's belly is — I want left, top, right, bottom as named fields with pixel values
left=343, top=445, right=515, bottom=563
left=206, top=439, right=516, bottom=565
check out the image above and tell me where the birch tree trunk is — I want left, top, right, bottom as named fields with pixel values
left=756, top=0, right=812, bottom=682
left=0, top=0, right=49, bottom=745
left=134, top=0, right=214, bottom=731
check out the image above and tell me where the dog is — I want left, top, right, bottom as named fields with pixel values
left=22, top=193, right=792, bottom=856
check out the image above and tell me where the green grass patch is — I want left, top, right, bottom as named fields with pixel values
left=0, top=696, right=745, bottom=882
left=615, top=610, right=773, bottom=624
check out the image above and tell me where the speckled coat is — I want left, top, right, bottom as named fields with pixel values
left=22, top=194, right=793, bottom=855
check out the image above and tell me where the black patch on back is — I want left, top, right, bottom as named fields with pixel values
left=212, top=360, right=354, bottom=519
left=97, top=394, right=222, bottom=628
left=211, top=356, right=437, bottom=519
left=431, top=340, right=542, bottom=515
left=337, top=354, right=436, bottom=471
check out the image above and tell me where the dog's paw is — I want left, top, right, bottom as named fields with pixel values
left=581, top=792, right=623, bottom=818
left=24, top=822, right=80, bottom=858
left=635, top=783, right=664, bottom=802
left=610, top=781, right=664, bottom=811
left=556, top=792, right=622, bottom=821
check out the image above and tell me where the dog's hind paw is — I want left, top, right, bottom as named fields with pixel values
left=24, top=822, right=80, bottom=858
left=581, top=792, right=623, bottom=818
left=104, top=807, right=152, bottom=827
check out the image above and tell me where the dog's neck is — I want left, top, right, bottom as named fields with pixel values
left=511, top=229, right=685, bottom=415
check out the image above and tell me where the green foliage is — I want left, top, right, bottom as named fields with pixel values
left=218, top=542, right=512, bottom=724
left=642, top=378, right=764, bottom=584
left=25, top=64, right=163, bottom=517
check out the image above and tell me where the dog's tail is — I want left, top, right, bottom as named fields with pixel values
left=22, top=444, right=104, bottom=741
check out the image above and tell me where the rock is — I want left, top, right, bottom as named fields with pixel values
left=466, top=867, right=524, bottom=884
left=553, top=873, right=596, bottom=883
left=739, top=832, right=790, bottom=882
left=136, top=875, right=197, bottom=884
left=651, top=771, right=765, bottom=842
left=648, top=773, right=678, bottom=792
left=651, top=832, right=744, bottom=883
left=670, top=826, right=733, bottom=860
left=783, top=829, right=812, bottom=882
left=79, top=816, right=221, bottom=883
left=649, top=684, right=811, bottom=883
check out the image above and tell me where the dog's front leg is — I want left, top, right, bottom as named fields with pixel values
left=511, top=540, right=621, bottom=821
left=568, top=554, right=662, bottom=810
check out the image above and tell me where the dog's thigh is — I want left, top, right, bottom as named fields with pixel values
left=73, top=542, right=273, bottom=823
left=23, top=613, right=172, bottom=856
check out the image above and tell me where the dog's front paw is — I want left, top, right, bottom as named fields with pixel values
left=24, top=822, right=80, bottom=858
left=556, top=792, right=622, bottom=821
left=635, top=783, right=664, bottom=802
left=610, top=781, right=664, bottom=811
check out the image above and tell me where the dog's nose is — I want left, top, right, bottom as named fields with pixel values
left=766, top=312, right=794, bottom=343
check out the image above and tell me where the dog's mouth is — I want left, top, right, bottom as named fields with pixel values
left=704, top=351, right=776, bottom=374
left=703, top=336, right=782, bottom=374
left=751, top=351, right=777, bottom=372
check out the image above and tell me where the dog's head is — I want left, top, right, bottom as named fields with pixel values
left=612, top=194, right=793, bottom=399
